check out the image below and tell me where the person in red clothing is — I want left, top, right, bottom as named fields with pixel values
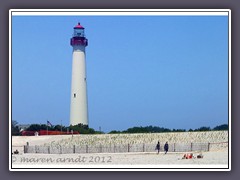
left=182, top=153, right=193, bottom=159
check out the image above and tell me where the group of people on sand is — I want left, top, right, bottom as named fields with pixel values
left=155, top=141, right=204, bottom=159
left=182, top=153, right=203, bottom=159
left=155, top=141, right=168, bottom=154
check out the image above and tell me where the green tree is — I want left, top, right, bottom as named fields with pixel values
left=108, top=130, right=121, bottom=134
left=195, top=126, right=211, bottom=131
left=213, top=124, right=228, bottom=131
left=26, top=124, right=55, bottom=131
left=12, top=120, right=20, bottom=136
left=53, top=125, right=62, bottom=131
left=69, top=123, right=96, bottom=134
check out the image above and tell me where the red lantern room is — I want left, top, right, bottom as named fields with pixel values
left=70, top=22, right=88, bottom=47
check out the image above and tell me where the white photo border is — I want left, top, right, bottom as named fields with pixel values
left=9, top=9, right=231, bottom=171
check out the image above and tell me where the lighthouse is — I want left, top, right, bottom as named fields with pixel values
left=70, top=23, right=88, bottom=126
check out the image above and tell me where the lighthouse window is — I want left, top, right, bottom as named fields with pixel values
left=74, top=29, right=84, bottom=37
left=74, top=93, right=76, bottom=98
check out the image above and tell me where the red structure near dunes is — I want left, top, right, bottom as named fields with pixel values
left=21, top=130, right=80, bottom=136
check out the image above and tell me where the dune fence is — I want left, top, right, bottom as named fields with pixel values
left=23, top=142, right=228, bottom=154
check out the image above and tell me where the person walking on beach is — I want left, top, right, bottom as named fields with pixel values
left=156, top=141, right=160, bottom=154
left=164, top=142, right=169, bottom=154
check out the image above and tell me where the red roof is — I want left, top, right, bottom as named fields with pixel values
left=74, top=22, right=84, bottom=29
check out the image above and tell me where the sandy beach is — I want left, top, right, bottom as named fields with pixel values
left=11, top=132, right=229, bottom=169
left=11, top=149, right=229, bottom=170
left=12, top=149, right=228, bottom=165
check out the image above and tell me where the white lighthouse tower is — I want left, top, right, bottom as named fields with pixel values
left=70, top=22, right=88, bottom=126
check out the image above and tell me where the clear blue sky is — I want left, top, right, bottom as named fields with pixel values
left=12, top=15, right=229, bottom=132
